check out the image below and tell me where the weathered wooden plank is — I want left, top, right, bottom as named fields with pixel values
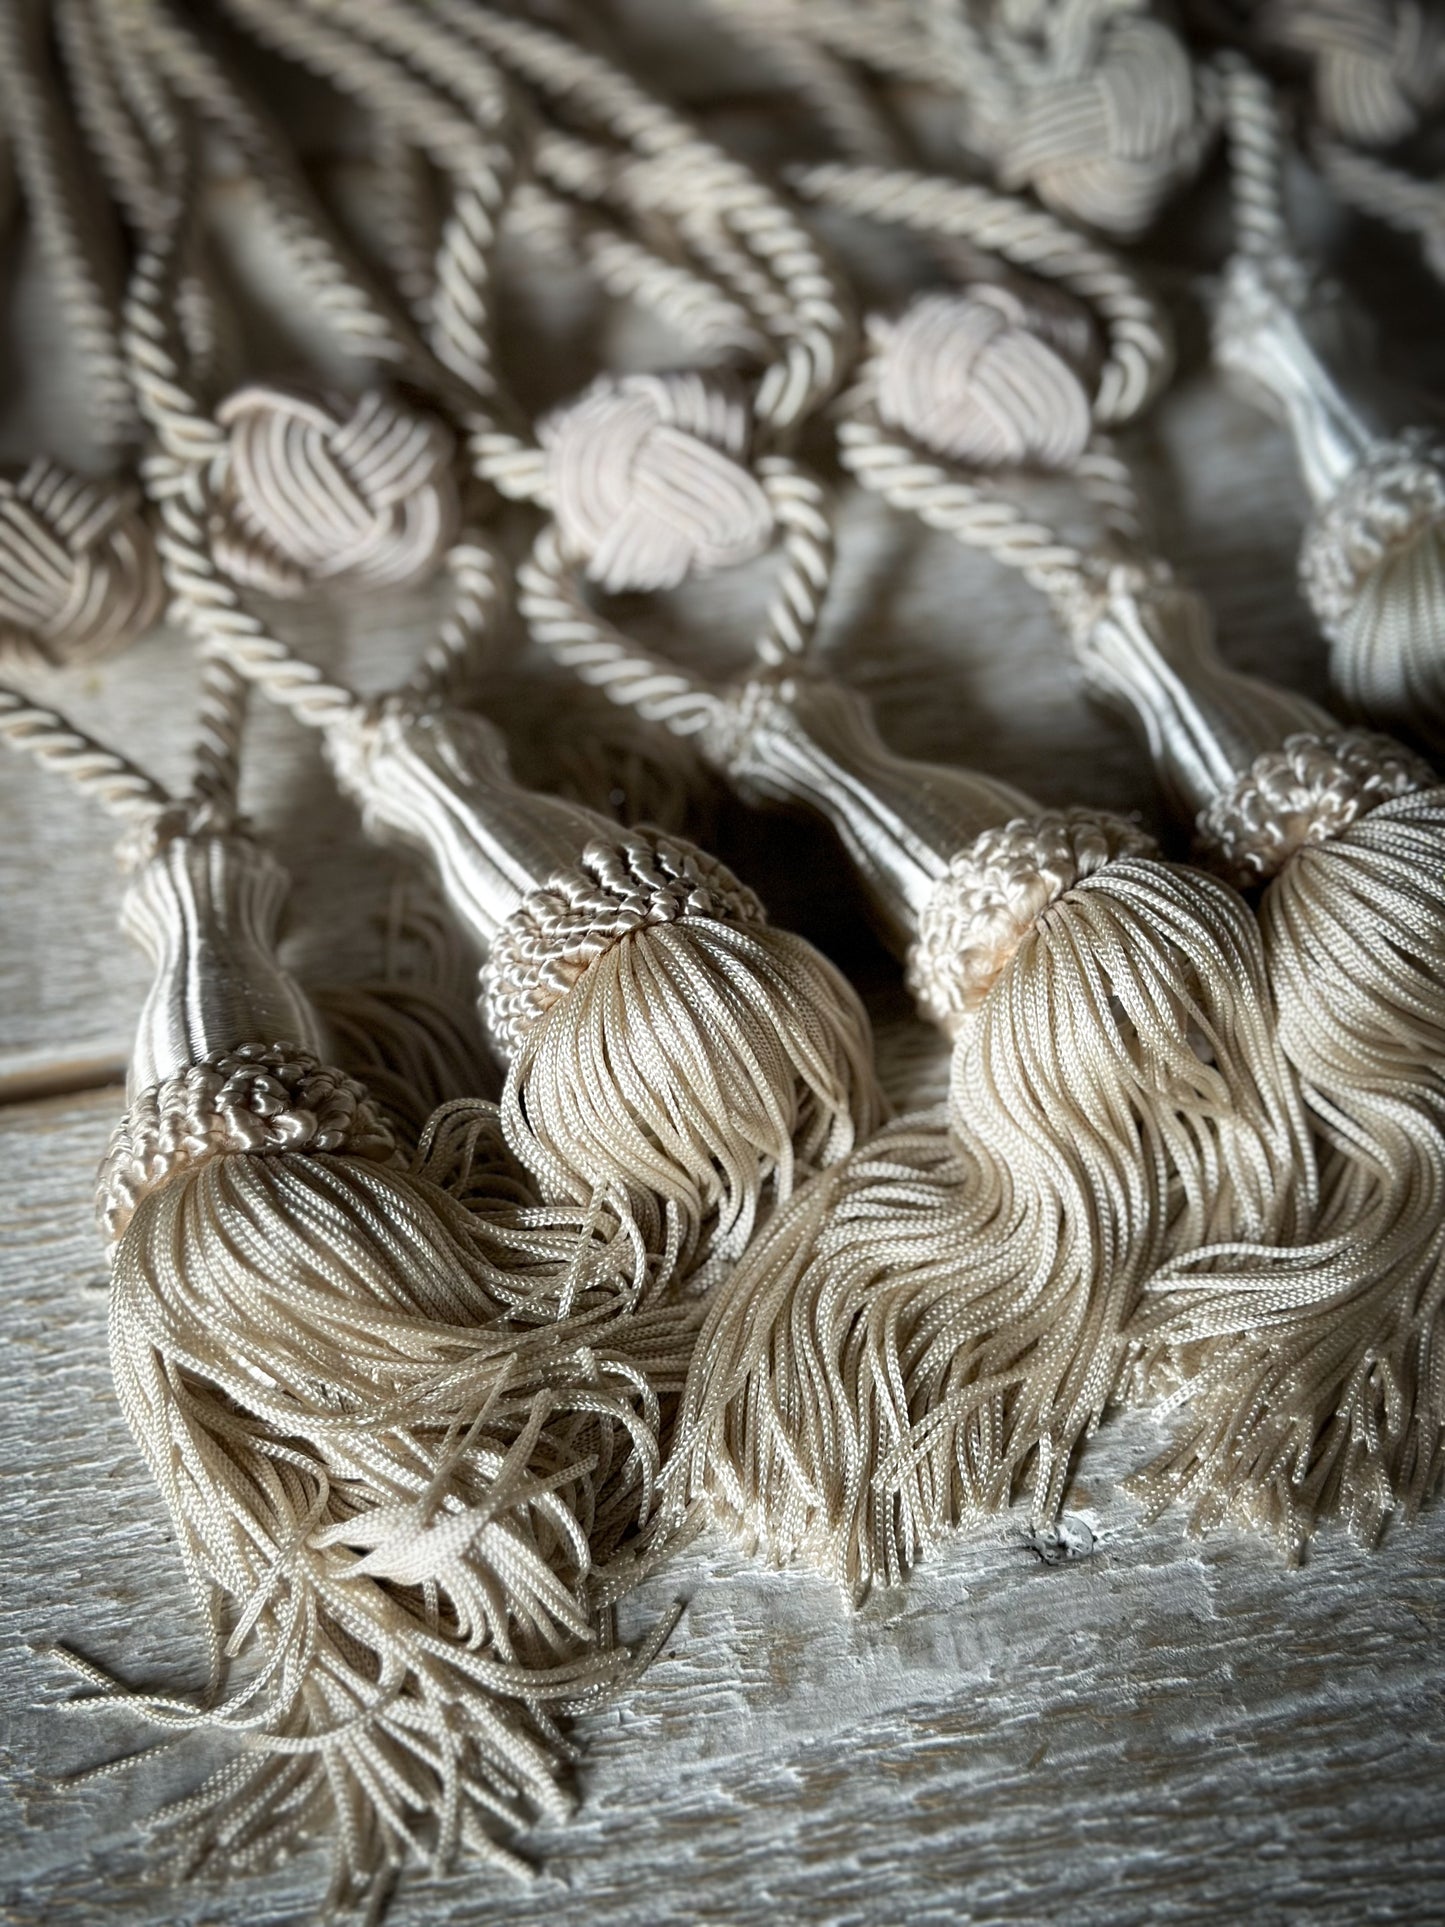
left=2, top=1091, right=1441, bottom=1926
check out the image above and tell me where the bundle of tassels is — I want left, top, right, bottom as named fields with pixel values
left=516, top=160, right=1324, bottom=1595
left=776, top=141, right=1445, bottom=1560
left=0, top=663, right=695, bottom=1900
left=6, top=0, right=1445, bottom=1912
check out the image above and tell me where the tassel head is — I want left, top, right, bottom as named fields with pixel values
left=1196, top=727, right=1437, bottom=888
left=483, top=824, right=882, bottom=1287
left=907, top=808, right=1156, bottom=1034
left=1298, top=434, right=1445, bottom=745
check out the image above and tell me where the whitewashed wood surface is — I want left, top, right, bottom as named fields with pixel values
left=4, top=10, right=1445, bottom=1922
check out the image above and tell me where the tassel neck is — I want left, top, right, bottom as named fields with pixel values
left=325, top=700, right=615, bottom=952
left=708, top=675, right=1036, bottom=955
left=1213, top=256, right=1378, bottom=503
left=120, top=825, right=326, bottom=1095
left=1062, top=566, right=1336, bottom=825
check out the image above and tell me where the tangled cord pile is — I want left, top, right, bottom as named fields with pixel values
left=1, top=0, right=1444, bottom=1914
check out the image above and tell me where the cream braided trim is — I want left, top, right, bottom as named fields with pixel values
left=1195, top=729, right=1437, bottom=887
left=98, top=1043, right=396, bottom=1245
left=1299, top=433, right=1445, bottom=629
left=907, top=809, right=1157, bottom=1034
left=481, top=832, right=767, bottom=1062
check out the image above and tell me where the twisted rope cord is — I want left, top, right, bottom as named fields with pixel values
left=0, top=0, right=137, bottom=455
left=117, top=0, right=428, bottom=376
left=1314, top=135, right=1445, bottom=277
left=834, top=387, right=1099, bottom=615
left=123, top=215, right=360, bottom=735
left=785, top=0, right=946, bottom=88
left=515, top=449, right=835, bottom=737
left=1219, top=53, right=1296, bottom=264
left=700, top=1, right=903, bottom=166
left=56, top=0, right=221, bottom=383
left=510, top=165, right=765, bottom=360
left=367, top=127, right=440, bottom=321
left=245, top=0, right=521, bottom=404
left=788, top=160, right=1172, bottom=427
left=425, top=0, right=855, bottom=439
left=401, top=533, right=506, bottom=708
left=219, top=0, right=521, bottom=432
left=0, top=683, right=169, bottom=828
left=55, top=0, right=167, bottom=239
left=189, top=653, right=248, bottom=821
left=515, top=525, right=724, bottom=739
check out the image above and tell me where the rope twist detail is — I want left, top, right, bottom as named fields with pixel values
left=907, top=809, right=1157, bottom=1033
left=1299, top=432, right=1445, bottom=629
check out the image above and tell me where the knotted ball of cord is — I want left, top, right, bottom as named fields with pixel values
left=540, top=371, right=777, bottom=595
left=0, top=460, right=164, bottom=667
left=0, top=0, right=165, bottom=670
left=211, top=381, right=460, bottom=598
left=1214, top=57, right=1445, bottom=748
left=871, top=284, right=1100, bottom=471
left=789, top=161, right=1174, bottom=437
left=1259, top=0, right=1445, bottom=147
left=925, top=0, right=1213, bottom=238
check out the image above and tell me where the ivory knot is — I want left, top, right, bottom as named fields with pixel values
left=481, top=831, right=767, bottom=1063
left=907, top=810, right=1156, bottom=1034
left=873, top=287, right=1098, bottom=469
left=213, top=383, right=459, bottom=598
left=541, top=371, right=775, bottom=594
left=1299, top=433, right=1445, bottom=633
left=983, top=10, right=1204, bottom=237
left=1262, top=0, right=1444, bottom=146
left=98, top=1043, right=395, bottom=1245
left=1197, top=729, right=1435, bottom=887
left=0, top=460, right=164, bottom=668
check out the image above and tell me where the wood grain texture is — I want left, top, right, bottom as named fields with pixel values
left=1, top=1092, right=1442, bottom=1927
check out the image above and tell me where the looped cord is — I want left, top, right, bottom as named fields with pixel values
left=541, top=372, right=776, bottom=595
left=1299, top=432, right=1445, bottom=628
left=97, top=1042, right=397, bottom=1245
left=211, top=383, right=461, bottom=598
left=871, top=287, right=1099, bottom=470
left=787, top=161, right=1173, bottom=427
left=0, top=460, right=165, bottom=666
left=481, top=832, right=766, bottom=1063
left=1195, top=728, right=1436, bottom=887
left=963, top=1, right=1209, bottom=238
left=907, top=808, right=1157, bottom=1034
left=1261, top=0, right=1445, bottom=146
